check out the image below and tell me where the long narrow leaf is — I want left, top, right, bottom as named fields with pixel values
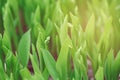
left=56, top=37, right=72, bottom=80
left=41, top=49, right=59, bottom=80
left=18, top=30, right=30, bottom=67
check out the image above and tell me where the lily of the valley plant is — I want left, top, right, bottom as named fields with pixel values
left=0, top=0, right=120, bottom=80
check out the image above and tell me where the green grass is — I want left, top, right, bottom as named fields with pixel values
left=0, top=0, right=120, bottom=80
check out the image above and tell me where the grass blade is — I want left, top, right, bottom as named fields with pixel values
left=95, top=67, right=104, bottom=80
left=56, top=37, right=72, bottom=80
left=18, top=30, right=30, bottom=67
left=41, top=49, right=59, bottom=80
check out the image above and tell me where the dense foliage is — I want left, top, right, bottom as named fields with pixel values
left=0, top=0, right=120, bottom=80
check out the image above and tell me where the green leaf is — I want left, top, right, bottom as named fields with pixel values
left=3, top=2, right=14, bottom=37
left=3, top=2, right=18, bottom=47
left=24, top=0, right=35, bottom=27
left=32, top=72, right=45, bottom=80
left=36, top=28, right=46, bottom=49
left=0, top=34, right=2, bottom=56
left=113, top=51, right=120, bottom=79
left=85, top=14, right=95, bottom=37
left=104, top=50, right=114, bottom=80
left=31, top=44, right=39, bottom=68
left=1, top=46, right=20, bottom=80
left=30, top=54, right=40, bottom=74
left=70, top=13, right=84, bottom=51
left=41, top=49, right=59, bottom=80
left=74, top=53, right=88, bottom=80
left=18, top=30, right=30, bottom=67
left=10, top=73, right=14, bottom=80
left=8, top=0, right=19, bottom=18
left=70, top=12, right=79, bottom=27
left=52, top=2, right=64, bottom=26
left=36, top=31, right=45, bottom=72
left=6, top=49, right=13, bottom=74
left=2, top=31, right=11, bottom=50
left=79, top=61, right=88, bottom=80
left=45, top=19, right=53, bottom=36
left=0, top=59, right=8, bottom=80
left=8, top=0, right=23, bottom=34
left=85, top=14, right=95, bottom=61
left=56, top=37, right=72, bottom=80
left=42, top=68, right=49, bottom=80
left=31, top=5, right=41, bottom=26
left=95, top=67, right=104, bottom=80
left=74, top=50, right=82, bottom=80
left=59, top=15, right=68, bottom=45
left=20, top=68, right=32, bottom=80
left=97, top=17, right=113, bottom=64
